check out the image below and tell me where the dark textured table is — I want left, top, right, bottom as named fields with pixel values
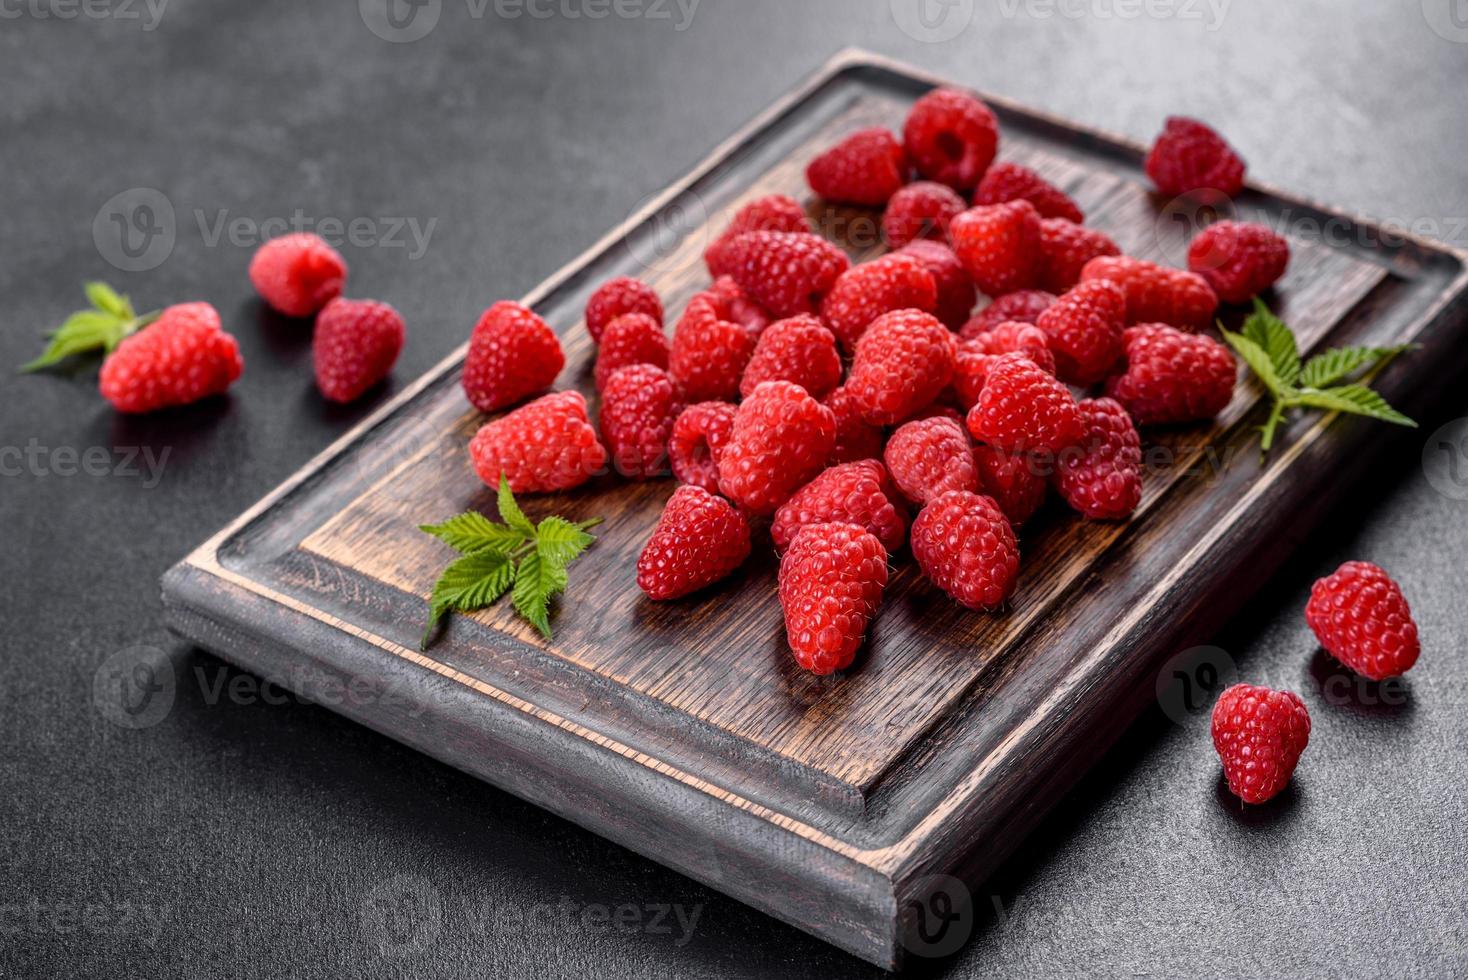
left=3, top=2, right=1466, bottom=976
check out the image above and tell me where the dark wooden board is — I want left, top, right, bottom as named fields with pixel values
left=161, top=50, right=1468, bottom=970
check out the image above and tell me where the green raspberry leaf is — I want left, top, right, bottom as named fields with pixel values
left=420, top=550, right=517, bottom=648
left=419, top=511, right=528, bottom=555
left=1291, top=384, right=1416, bottom=428
left=534, top=516, right=596, bottom=568
left=496, top=475, right=536, bottom=538
left=20, top=283, right=158, bottom=373
left=1241, top=298, right=1301, bottom=387
left=1221, top=326, right=1290, bottom=398
left=84, top=281, right=134, bottom=321
left=1298, top=344, right=1413, bottom=389
left=511, top=550, right=568, bottom=641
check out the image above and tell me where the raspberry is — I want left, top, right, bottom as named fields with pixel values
left=1211, top=684, right=1309, bottom=804
left=468, top=390, right=606, bottom=493
left=883, top=181, right=968, bottom=248
left=973, top=162, right=1084, bottom=223
left=1037, top=218, right=1120, bottom=293
left=739, top=314, right=841, bottom=400
left=707, top=275, right=772, bottom=336
left=910, top=490, right=1019, bottom=610
left=704, top=195, right=811, bottom=278
left=819, top=252, right=938, bottom=351
left=99, top=303, right=243, bottom=413
left=1035, top=278, right=1126, bottom=385
left=950, top=341, right=998, bottom=411
left=247, top=233, right=346, bottom=318
left=806, top=127, right=907, bottom=206
left=669, top=293, right=756, bottom=402
left=1103, top=323, right=1236, bottom=425
left=668, top=401, right=736, bottom=493
left=311, top=298, right=405, bottom=404
left=636, top=485, right=751, bottom=600
left=973, top=443, right=1046, bottom=528
left=846, top=309, right=957, bottom=425
left=599, top=363, right=683, bottom=480
left=593, top=312, right=668, bottom=393
left=778, top=522, right=889, bottom=674
left=1305, top=561, right=1421, bottom=680
left=771, top=459, right=909, bottom=554
left=960, top=289, right=1056, bottom=339
left=948, top=200, right=1043, bottom=297
left=884, top=416, right=978, bottom=505
left=585, top=276, right=662, bottom=344
left=718, top=381, right=836, bottom=515
left=1146, top=116, right=1246, bottom=199
left=1052, top=397, right=1142, bottom=520
left=966, top=351, right=1082, bottom=454
left=902, top=86, right=999, bottom=191
left=1187, top=220, right=1290, bottom=304
left=823, top=385, right=885, bottom=466
left=896, top=239, right=976, bottom=329
left=1080, top=255, right=1218, bottom=331
left=950, top=322, right=1056, bottom=409
left=721, top=231, right=850, bottom=318
left=462, top=301, right=565, bottom=413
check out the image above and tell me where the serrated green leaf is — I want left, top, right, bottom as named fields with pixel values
left=84, top=281, right=133, bottom=320
left=1241, top=298, right=1301, bottom=387
left=1298, top=344, right=1412, bottom=388
left=419, top=511, right=527, bottom=555
left=420, top=550, right=517, bottom=648
left=1290, top=384, right=1416, bottom=427
left=1221, top=327, right=1289, bottom=397
left=511, top=550, right=567, bottom=641
left=534, top=516, right=595, bottom=567
left=21, top=312, right=127, bottom=372
left=496, top=475, right=535, bottom=538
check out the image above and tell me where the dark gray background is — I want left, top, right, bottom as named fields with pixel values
left=3, top=1, right=1466, bottom=976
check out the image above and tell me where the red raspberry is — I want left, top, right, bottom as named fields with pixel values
left=1211, top=684, right=1309, bottom=804
left=823, top=385, right=885, bottom=466
left=462, top=301, right=565, bottom=413
left=637, top=485, right=751, bottom=600
left=704, top=195, right=811, bottom=278
left=973, top=444, right=1046, bottom=528
left=668, top=401, right=736, bottom=493
left=1037, top=218, right=1120, bottom=293
left=1035, top=278, right=1126, bottom=385
left=846, top=309, right=957, bottom=425
left=819, top=252, right=938, bottom=351
left=669, top=293, right=756, bottom=402
left=806, top=127, right=907, bottom=206
left=600, top=363, right=683, bottom=480
left=1187, top=221, right=1290, bottom=304
left=1080, top=255, right=1218, bottom=331
left=910, top=490, right=1019, bottom=610
left=950, top=340, right=998, bottom=411
left=1305, top=561, right=1421, bottom=680
left=973, top=162, right=1084, bottom=223
left=1052, top=397, right=1142, bottom=520
left=584, top=276, right=662, bottom=344
left=99, top=303, right=242, bottom=413
left=966, top=351, right=1082, bottom=454
left=311, top=298, right=405, bottom=404
left=592, top=312, right=668, bottom=393
left=902, top=86, right=999, bottom=191
left=1104, top=323, right=1236, bottom=425
left=468, top=390, right=606, bottom=493
left=771, top=459, right=909, bottom=554
left=950, top=322, right=1056, bottom=409
left=717, top=380, right=836, bottom=515
left=247, top=233, right=346, bottom=318
left=1146, top=116, right=1246, bottom=199
left=707, top=275, right=771, bottom=336
left=721, top=231, right=850, bottom=318
left=959, top=289, right=1056, bottom=340
left=884, top=416, right=978, bottom=505
left=739, top=314, right=841, bottom=400
left=883, top=181, right=968, bottom=248
left=778, top=522, right=889, bottom=674
left=896, top=240, right=976, bottom=329
left=948, top=200, right=1043, bottom=297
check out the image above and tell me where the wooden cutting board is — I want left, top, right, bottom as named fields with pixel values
left=162, top=50, right=1468, bottom=970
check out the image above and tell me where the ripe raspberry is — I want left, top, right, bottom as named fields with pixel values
left=950, top=341, right=999, bottom=412
left=1211, top=684, right=1310, bottom=804
left=585, top=276, right=662, bottom=344
left=950, top=323, right=1056, bottom=409
left=704, top=195, right=811, bottom=278
left=1305, top=561, right=1421, bottom=680
left=739, top=314, right=841, bottom=400
left=896, top=239, right=977, bottom=329
left=707, top=275, right=771, bottom=336
left=973, top=162, right=1084, bottom=223
left=1080, top=255, right=1218, bottom=331
left=468, top=390, right=606, bottom=493
left=910, top=490, right=1019, bottom=610
left=599, top=363, right=683, bottom=480
left=669, top=293, right=756, bottom=402
left=819, top=252, right=938, bottom=350
left=806, top=127, right=907, bottom=206
left=778, top=522, right=889, bottom=675
left=846, top=309, right=957, bottom=425
left=721, top=231, right=850, bottom=318
left=311, top=298, right=405, bottom=404
left=1103, top=323, right=1236, bottom=425
left=637, top=485, right=752, bottom=601
left=462, top=301, right=565, bottom=413
left=966, top=351, right=1082, bottom=454
left=902, top=86, right=999, bottom=191
left=771, top=459, right=909, bottom=554
left=884, top=416, right=979, bottom=505
left=593, top=312, right=668, bottom=393
left=718, top=381, right=836, bottom=515
left=1035, top=278, right=1126, bottom=385
left=1187, top=221, right=1290, bottom=304
left=960, top=289, right=1056, bottom=339
left=99, top=303, right=242, bottom=413
left=948, top=200, right=1043, bottom=297
left=1052, top=397, right=1142, bottom=520
left=668, top=401, right=736, bottom=493
left=883, top=181, right=968, bottom=248
left=973, top=443, right=1047, bottom=528
left=824, top=385, right=885, bottom=466
left=248, top=233, right=346, bottom=318
left=1146, top=116, right=1246, bottom=199
left=1037, top=218, right=1120, bottom=293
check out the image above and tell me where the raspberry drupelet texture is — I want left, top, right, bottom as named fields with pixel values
left=1035, top=278, right=1127, bottom=386
left=584, top=276, right=662, bottom=344
left=312, top=298, right=405, bottom=404
left=1211, top=683, right=1310, bottom=804
left=771, top=460, right=909, bottom=555
left=1187, top=220, right=1290, bottom=304
left=902, top=86, right=1000, bottom=191
left=910, top=490, right=1020, bottom=610
left=846, top=309, right=957, bottom=426
left=973, top=162, right=1084, bottom=223
left=967, top=351, right=1082, bottom=454
left=806, top=127, right=908, bottom=206
left=668, top=401, right=737, bottom=493
left=636, top=486, right=752, bottom=601
left=706, top=275, right=772, bottom=336
left=950, top=322, right=1056, bottom=410
left=717, top=380, right=836, bottom=516
left=885, top=414, right=980, bottom=506
left=948, top=200, right=1044, bottom=297
left=593, top=312, right=668, bottom=393
left=1104, top=323, right=1236, bottom=425
left=462, top=300, right=565, bottom=413
left=819, top=252, right=938, bottom=351
left=468, top=391, right=606, bottom=493
left=823, top=385, right=886, bottom=466
left=740, top=314, right=842, bottom=400
left=1037, top=218, right=1121, bottom=294
left=248, top=233, right=347, bottom=318
left=599, top=363, right=683, bottom=480
left=669, top=293, right=756, bottom=403
left=778, top=522, right=890, bottom=675
left=1305, top=561, right=1420, bottom=680
left=704, top=195, right=811, bottom=278
left=896, top=239, right=977, bottom=329
left=1053, top=397, right=1143, bottom=520
left=960, top=289, right=1056, bottom=339
left=99, top=303, right=243, bottom=413
left=973, top=443, right=1047, bottom=528
left=1146, top=116, right=1247, bottom=199
left=1080, top=255, right=1219, bottom=331
left=883, top=181, right=968, bottom=248
left=720, top=231, right=850, bottom=318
